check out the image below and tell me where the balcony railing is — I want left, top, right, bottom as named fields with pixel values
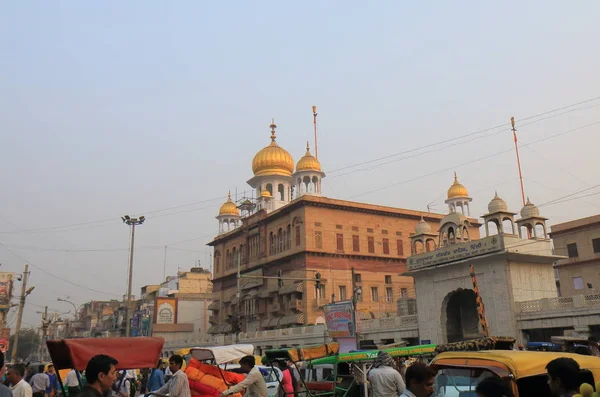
left=517, top=293, right=600, bottom=314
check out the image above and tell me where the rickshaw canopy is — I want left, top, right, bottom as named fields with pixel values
left=431, top=350, right=600, bottom=380
left=435, top=336, right=515, bottom=353
left=309, top=344, right=437, bottom=366
left=265, top=343, right=339, bottom=363
left=46, top=337, right=164, bottom=371
left=190, top=344, right=254, bottom=365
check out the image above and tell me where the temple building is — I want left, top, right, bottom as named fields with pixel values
left=406, top=183, right=562, bottom=344
left=207, top=120, right=481, bottom=334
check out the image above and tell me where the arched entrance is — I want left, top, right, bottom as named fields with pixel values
left=442, top=289, right=482, bottom=343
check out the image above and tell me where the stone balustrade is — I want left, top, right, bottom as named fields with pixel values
left=517, top=293, right=600, bottom=313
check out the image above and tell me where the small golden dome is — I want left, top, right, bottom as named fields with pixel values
left=447, top=172, right=469, bottom=199
left=218, top=192, right=239, bottom=216
left=252, top=120, right=295, bottom=177
left=260, top=189, right=272, bottom=198
left=296, top=142, right=322, bottom=172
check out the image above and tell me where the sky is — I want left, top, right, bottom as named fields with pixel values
left=1, top=1, right=600, bottom=328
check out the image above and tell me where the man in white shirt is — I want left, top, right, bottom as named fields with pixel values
left=66, top=369, right=80, bottom=396
left=220, top=356, right=267, bottom=397
left=154, top=355, right=190, bottom=397
left=400, top=363, right=436, bottom=397
left=7, top=364, right=33, bottom=397
left=368, top=352, right=405, bottom=397
left=29, top=365, right=49, bottom=397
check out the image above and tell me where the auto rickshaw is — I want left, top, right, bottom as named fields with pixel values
left=46, top=337, right=165, bottom=396
left=430, top=350, right=600, bottom=397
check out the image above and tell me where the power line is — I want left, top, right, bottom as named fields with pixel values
left=0, top=242, right=122, bottom=297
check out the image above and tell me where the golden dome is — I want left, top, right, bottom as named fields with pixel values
left=447, top=172, right=469, bottom=199
left=251, top=121, right=295, bottom=177
left=218, top=192, right=240, bottom=216
left=296, top=142, right=322, bottom=172
left=260, top=189, right=272, bottom=198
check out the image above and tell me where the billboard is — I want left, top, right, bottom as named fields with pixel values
left=0, top=273, right=14, bottom=311
left=323, top=300, right=356, bottom=338
left=154, top=297, right=178, bottom=324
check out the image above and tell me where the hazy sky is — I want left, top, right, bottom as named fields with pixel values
left=1, top=2, right=599, bottom=328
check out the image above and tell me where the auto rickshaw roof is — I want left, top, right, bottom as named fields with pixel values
left=190, top=344, right=254, bottom=365
left=46, top=337, right=164, bottom=371
left=309, top=344, right=437, bottom=366
left=265, top=343, right=339, bottom=363
left=432, top=350, right=600, bottom=379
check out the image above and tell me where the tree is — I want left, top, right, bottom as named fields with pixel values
left=7, top=328, right=41, bottom=362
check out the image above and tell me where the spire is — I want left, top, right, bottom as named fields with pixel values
left=306, top=141, right=310, bottom=151
left=269, top=118, right=277, bottom=143
left=227, top=191, right=232, bottom=201
left=454, top=171, right=458, bottom=181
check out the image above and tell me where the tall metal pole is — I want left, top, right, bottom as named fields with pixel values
left=11, top=264, right=30, bottom=362
left=125, top=223, right=136, bottom=337
left=511, top=117, right=526, bottom=206
left=351, top=267, right=360, bottom=349
left=235, top=257, right=241, bottom=343
left=122, top=215, right=145, bottom=337
left=312, top=105, right=318, bottom=159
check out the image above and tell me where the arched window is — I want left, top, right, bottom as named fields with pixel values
left=286, top=224, right=291, bottom=250
left=232, top=247, right=238, bottom=269
left=226, top=250, right=231, bottom=269
left=269, top=232, right=274, bottom=255
left=278, top=228, right=283, bottom=253
left=278, top=184, right=285, bottom=201
left=239, top=244, right=245, bottom=264
left=266, top=183, right=273, bottom=196
left=214, top=251, right=221, bottom=274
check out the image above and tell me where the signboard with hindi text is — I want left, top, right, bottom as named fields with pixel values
left=323, top=300, right=356, bottom=338
left=154, top=297, right=178, bottom=324
left=0, top=273, right=13, bottom=311
left=407, top=236, right=503, bottom=271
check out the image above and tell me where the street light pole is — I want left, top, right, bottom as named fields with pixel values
left=11, top=264, right=34, bottom=362
left=122, top=215, right=145, bottom=337
left=351, top=267, right=361, bottom=350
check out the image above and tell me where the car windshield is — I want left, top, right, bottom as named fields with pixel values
left=434, top=368, right=497, bottom=397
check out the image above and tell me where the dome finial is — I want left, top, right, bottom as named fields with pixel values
left=269, top=118, right=277, bottom=142
left=306, top=141, right=310, bottom=151
left=228, top=191, right=231, bottom=200
left=454, top=171, right=458, bottom=181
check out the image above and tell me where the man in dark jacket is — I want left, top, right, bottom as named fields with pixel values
left=77, top=355, right=118, bottom=397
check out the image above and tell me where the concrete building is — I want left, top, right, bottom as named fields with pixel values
left=150, top=267, right=212, bottom=342
left=207, top=121, right=481, bottom=335
left=550, top=214, right=600, bottom=297
left=407, top=184, right=562, bottom=344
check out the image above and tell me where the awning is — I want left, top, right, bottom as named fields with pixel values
left=260, top=318, right=270, bottom=328
left=279, top=282, right=305, bottom=295
left=207, top=325, right=218, bottom=334
left=357, top=311, right=374, bottom=320
left=208, top=301, right=220, bottom=310
left=279, top=313, right=306, bottom=326
left=241, top=289, right=259, bottom=300
left=258, top=290, right=273, bottom=298
left=267, top=317, right=281, bottom=328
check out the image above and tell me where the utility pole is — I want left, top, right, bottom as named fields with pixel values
left=351, top=267, right=361, bottom=350
left=234, top=256, right=241, bottom=343
left=122, top=215, right=145, bottom=337
left=11, top=264, right=33, bottom=362
left=39, top=306, right=48, bottom=361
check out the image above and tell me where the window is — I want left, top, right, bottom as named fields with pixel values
left=278, top=228, right=283, bottom=253
left=368, top=236, right=375, bottom=253
left=401, top=288, right=408, bottom=297
left=573, top=276, right=585, bottom=290
left=396, top=231, right=403, bottom=236
left=383, top=238, right=390, bottom=255
left=286, top=224, right=291, bottom=250
left=385, top=275, right=392, bottom=284
left=339, top=285, right=347, bottom=301
left=382, top=229, right=388, bottom=235
left=336, top=233, right=344, bottom=251
left=367, top=228, right=374, bottom=233
left=336, top=225, right=343, bottom=230
left=315, top=231, right=323, bottom=249
left=352, top=226, right=359, bottom=232
left=354, top=273, right=362, bottom=283
left=295, top=225, right=301, bottom=246
left=386, top=287, right=393, bottom=302
left=397, top=240, right=404, bottom=256
left=593, top=238, right=600, bottom=254
left=269, top=232, right=274, bottom=255
left=567, top=243, right=579, bottom=258
left=214, top=252, right=221, bottom=274
left=371, top=287, right=379, bottom=302
left=315, top=285, right=325, bottom=299
left=352, top=235, right=360, bottom=252
left=315, top=222, right=322, bottom=227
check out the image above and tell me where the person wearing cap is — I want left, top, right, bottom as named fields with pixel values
left=367, top=351, right=405, bottom=397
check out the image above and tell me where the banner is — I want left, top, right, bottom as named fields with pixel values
left=0, top=273, right=14, bottom=311
left=155, top=297, right=178, bottom=324
left=407, top=236, right=502, bottom=270
left=0, top=338, right=8, bottom=354
left=323, top=300, right=356, bottom=338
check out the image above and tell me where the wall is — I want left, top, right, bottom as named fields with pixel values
left=178, top=299, right=210, bottom=336
left=509, top=261, right=558, bottom=302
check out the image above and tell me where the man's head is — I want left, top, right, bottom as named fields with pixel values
left=156, top=360, right=165, bottom=370
left=475, top=376, right=514, bottom=397
left=374, top=351, right=395, bottom=369
left=86, top=354, right=119, bottom=392
left=38, top=364, right=45, bottom=374
left=6, top=364, right=26, bottom=386
left=405, top=363, right=436, bottom=397
left=546, top=357, right=580, bottom=396
left=47, top=365, right=55, bottom=374
left=238, top=355, right=256, bottom=374
left=168, top=355, right=184, bottom=374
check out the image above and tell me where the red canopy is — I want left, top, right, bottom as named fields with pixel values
left=47, top=337, right=165, bottom=371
